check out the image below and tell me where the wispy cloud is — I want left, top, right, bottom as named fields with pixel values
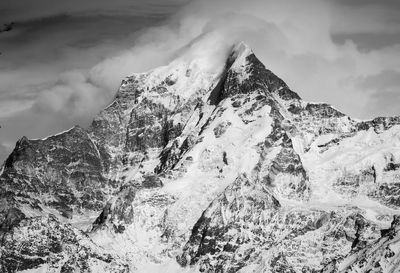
left=0, top=0, right=400, bottom=162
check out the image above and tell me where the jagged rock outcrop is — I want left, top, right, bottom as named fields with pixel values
left=1, top=41, right=400, bottom=272
left=322, top=215, right=400, bottom=272
left=0, top=125, right=115, bottom=218
left=1, top=214, right=129, bottom=273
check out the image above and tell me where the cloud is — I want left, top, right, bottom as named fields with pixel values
left=0, top=142, right=9, bottom=164
left=0, top=0, right=187, bottom=162
left=88, top=0, right=400, bottom=120
left=160, top=0, right=400, bottom=118
left=0, top=0, right=188, bottom=24
left=1, top=0, right=400, bottom=162
left=356, top=70, right=400, bottom=116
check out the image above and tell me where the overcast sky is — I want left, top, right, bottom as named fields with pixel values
left=0, top=0, right=400, bottom=161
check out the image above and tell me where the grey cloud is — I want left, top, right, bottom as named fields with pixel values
left=359, top=70, right=400, bottom=90
left=0, top=0, right=188, bottom=160
left=1, top=0, right=400, bottom=163
left=0, top=0, right=188, bottom=24
left=357, top=70, right=400, bottom=117
left=369, top=88, right=400, bottom=118
left=334, top=0, right=400, bottom=9
left=0, top=143, right=9, bottom=165
left=332, top=32, right=400, bottom=51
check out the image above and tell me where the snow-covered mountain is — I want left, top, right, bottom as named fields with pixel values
left=1, top=42, right=400, bottom=273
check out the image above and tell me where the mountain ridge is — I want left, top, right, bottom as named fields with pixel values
left=1, top=42, right=400, bottom=272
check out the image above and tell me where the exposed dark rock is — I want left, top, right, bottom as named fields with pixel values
left=323, top=215, right=400, bottom=272
left=0, top=215, right=129, bottom=272
left=1, top=41, right=400, bottom=272
left=0, top=126, right=113, bottom=214
left=356, top=116, right=400, bottom=133
left=304, top=103, right=345, bottom=118
left=177, top=174, right=281, bottom=271
left=142, top=174, right=163, bottom=188
left=125, top=98, right=178, bottom=152
left=213, top=121, right=232, bottom=138
left=369, top=183, right=400, bottom=208
left=384, top=162, right=400, bottom=172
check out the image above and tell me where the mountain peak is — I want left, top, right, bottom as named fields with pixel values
left=209, top=41, right=300, bottom=103
left=230, top=41, right=253, bottom=59
left=227, top=41, right=253, bottom=69
left=2, top=40, right=400, bottom=273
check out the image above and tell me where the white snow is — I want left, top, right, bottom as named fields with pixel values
left=29, top=126, right=76, bottom=141
left=229, top=42, right=253, bottom=83
left=12, top=41, right=400, bottom=273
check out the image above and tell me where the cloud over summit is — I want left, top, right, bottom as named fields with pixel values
left=0, top=0, right=399, bottom=161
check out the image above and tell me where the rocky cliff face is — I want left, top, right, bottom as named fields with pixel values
left=1, top=42, right=400, bottom=273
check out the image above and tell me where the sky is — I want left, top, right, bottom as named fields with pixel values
left=0, top=0, right=400, bottom=161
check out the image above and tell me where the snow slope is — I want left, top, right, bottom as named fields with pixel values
left=1, top=42, right=400, bottom=272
